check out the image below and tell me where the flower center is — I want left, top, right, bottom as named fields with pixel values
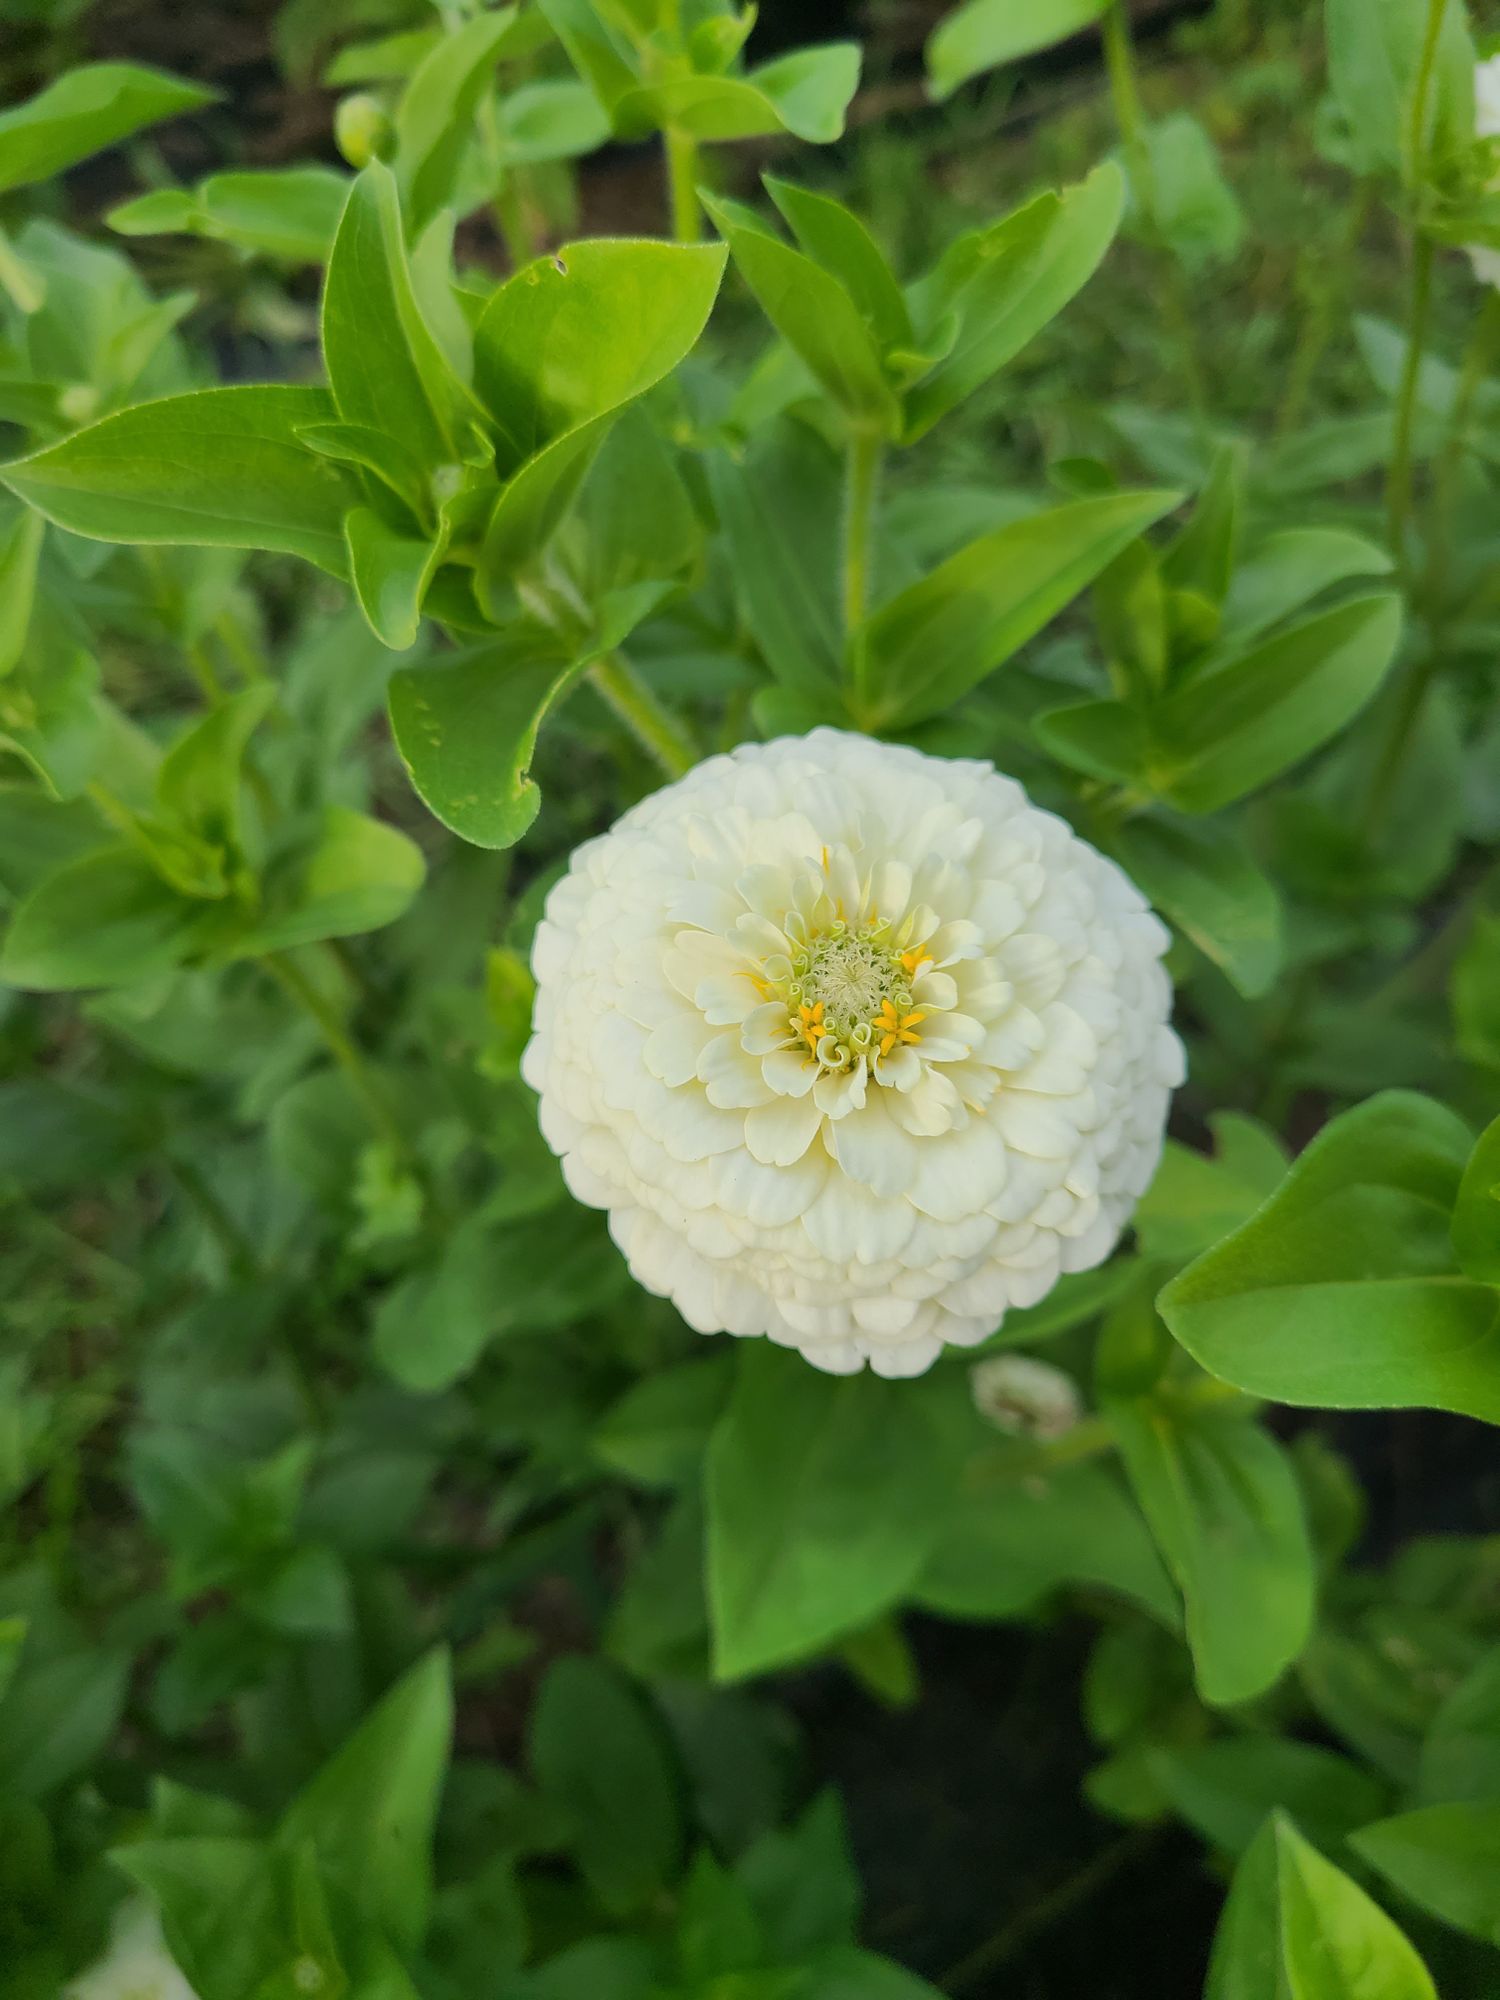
left=780, top=922, right=931, bottom=1069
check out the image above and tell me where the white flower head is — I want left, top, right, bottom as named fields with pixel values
left=1470, top=54, right=1500, bottom=287
left=523, top=730, right=1183, bottom=1378
left=65, top=1900, right=198, bottom=2000
left=970, top=1353, right=1084, bottom=1439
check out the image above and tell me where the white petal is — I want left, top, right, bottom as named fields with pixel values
left=744, top=1092, right=824, bottom=1165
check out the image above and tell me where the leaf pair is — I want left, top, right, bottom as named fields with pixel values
left=708, top=162, right=1125, bottom=443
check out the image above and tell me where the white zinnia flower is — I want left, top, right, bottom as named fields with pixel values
left=523, top=730, right=1182, bottom=1378
left=65, top=1900, right=198, bottom=2000
left=1470, top=54, right=1500, bottom=287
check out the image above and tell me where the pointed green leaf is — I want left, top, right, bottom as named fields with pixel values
left=928, top=0, right=1109, bottom=99
left=0, top=386, right=354, bottom=574
left=1160, top=1093, right=1500, bottom=1423
left=344, top=507, right=445, bottom=650
left=0, top=62, right=215, bottom=195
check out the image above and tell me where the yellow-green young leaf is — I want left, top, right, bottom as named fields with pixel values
left=0, top=386, right=355, bottom=575
left=0, top=847, right=205, bottom=992
left=111, top=166, right=350, bottom=264
left=1276, top=1816, right=1438, bottom=1999
left=706, top=1346, right=952, bottom=1681
left=393, top=9, right=522, bottom=234
left=473, top=239, right=725, bottom=467
left=343, top=507, right=446, bottom=650
left=1160, top=1093, right=1500, bottom=1423
left=388, top=638, right=588, bottom=849
left=229, top=808, right=425, bottom=955
left=0, top=63, right=215, bottom=195
left=1354, top=1804, right=1500, bottom=1945
left=322, top=161, right=480, bottom=469
left=496, top=78, right=611, bottom=166
left=1452, top=1112, right=1500, bottom=1284
left=1112, top=815, right=1283, bottom=1000
left=530, top=1656, right=683, bottom=1914
left=617, top=43, right=861, bottom=144
left=1107, top=1395, right=1315, bottom=1706
left=276, top=1648, right=452, bottom=1952
left=702, top=194, right=899, bottom=432
left=928, top=0, right=1109, bottom=100
left=763, top=176, right=913, bottom=351
left=862, top=488, right=1180, bottom=727
left=903, top=164, right=1124, bottom=439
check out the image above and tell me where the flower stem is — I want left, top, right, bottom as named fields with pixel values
left=1100, top=0, right=1209, bottom=439
left=590, top=653, right=698, bottom=779
left=1386, top=231, right=1435, bottom=569
left=665, top=127, right=701, bottom=243
left=843, top=427, right=884, bottom=714
left=263, top=950, right=410, bottom=1163
left=1405, top=0, right=1450, bottom=188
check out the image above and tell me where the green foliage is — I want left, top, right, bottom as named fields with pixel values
left=3, top=2, right=1500, bottom=1995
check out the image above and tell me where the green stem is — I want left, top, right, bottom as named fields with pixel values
left=263, top=951, right=410, bottom=1163
left=590, top=654, right=698, bottom=778
left=215, top=610, right=271, bottom=684
left=1386, top=232, right=1435, bottom=568
left=186, top=639, right=225, bottom=704
left=1405, top=0, right=1450, bottom=189
left=1275, top=182, right=1374, bottom=439
left=492, top=174, right=536, bottom=268
left=843, top=427, right=884, bottom=716
left=664, top=127, right=701, bottom=244
left=940, top=1826, right=1162, bottom=1992
left=1100, top=1, right=1209, bottom=437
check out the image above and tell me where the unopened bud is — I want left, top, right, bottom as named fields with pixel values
left=335, top=94, right=393, bottom=169
left=970, top=1355, right=1082, bottom=1441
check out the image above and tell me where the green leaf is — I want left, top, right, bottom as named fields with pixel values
left=373, top=1210, right=519, bottom=1392
left=1152, top=1739, right=1388, bottom=1860
left=763, top=177, right=912, bottom=351
left=1454, top=909, right=1500, bottom=1072
left=394, top=9, right=522, bottom=236
left=1452, top=1111, right=1500, bottom=1284
left=705, top=419, right=843, bottom=691
left=914, top=1456, right=1178, bottom=1626
left=702, top=194, right=899, bottom=431
left=1210, top=1814, right=1438, bottom=2000
left=323, top=160, right=479, bottom=470
left=344, top=506, right=445, bottom=650
left=0, top=504, right=44, bottom=679
left=737, top=1791, right=861, bottom=1963
left=111, top=166, right=350, bottom=263
left=530, top=1657, right=683, bottom=1914
left=473, top=238, right=726, bottom=466
left=478, top=411, right=615, bottom=599
left=277, top=1647, right=452, bottom=1951
left=862, top=488, right=1180, bottom=726
left=903, top=163, right=1125, bottom=439
left=232, top=807, right=426, bottom=954
left=617, top=44, right=861, bottom=145
left=1135, top=1115, right=1289, bottom=1269
left=1276, top=1815, right=1437, bottom=1998
left=1040, top=594, right=1404, bottom=812
left=1143, top=112, right=1245, bottom=271
left=496, top=78, right=613, bottom=166
left=1326, top=0, right=1474, bottom=180
left=595, top=1356, right=735, bottom=1489
left=1112, top=815, right=1282, bottom=999
left=155, top=682, right=274, bottom=862
left=0, top=62, right=214, bottom=196
left=1420, top=1646, right=1500, bottom=1805
left=1, top=386, right=355, bottom=575
left=0, top=1638, right=129, bottom=1798
left=928, top=0, right=1108, bottom=98
left=705, top=1346, right=951, bottom=1680
left=1160, top=1093, right=1500, bottom=1424
left=1354, top=1803, right=1500, bottom=1945
left=0, top=846, right=204, bottom=991
left=1108, top=1394, right=1315, bottom=1705
left=1214, top=527, right=1394, bottom=655
left=388, top=636, right=588, bottom=849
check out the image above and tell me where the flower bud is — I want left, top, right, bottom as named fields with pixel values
left=970, top=1355, right=1083, bottom=1441
left=335, top=93, right=393, bottom=170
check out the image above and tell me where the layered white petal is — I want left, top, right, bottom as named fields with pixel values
left=524, top=729, right=1181, bottom=1375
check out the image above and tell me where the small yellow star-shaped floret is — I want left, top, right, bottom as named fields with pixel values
left=875, top=999, right=927, bottom=1056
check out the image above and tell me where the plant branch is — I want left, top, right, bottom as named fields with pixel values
left=590, top=653, right=698, bottom=779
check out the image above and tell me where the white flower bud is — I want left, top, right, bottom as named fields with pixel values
left=970, top=1353, right=1084, bottom=1439
left=524, top=730, right=1182, bottom=1377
